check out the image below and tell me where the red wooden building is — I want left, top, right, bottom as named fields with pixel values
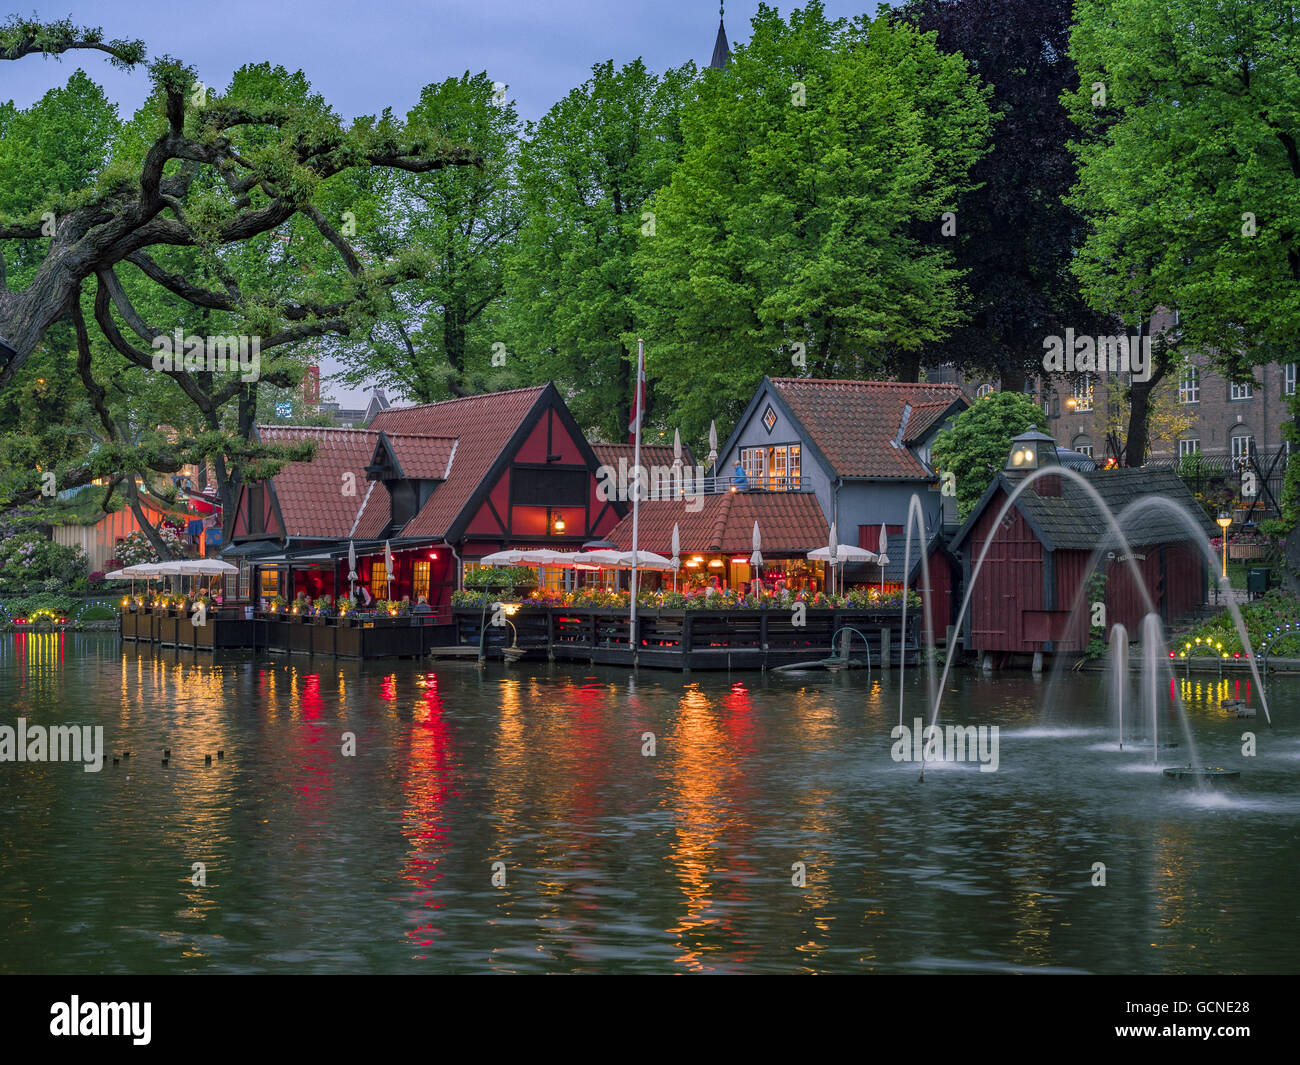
left=226, top=384, right=627, bottom=615
left=950, top=430, right=1214, bottom=661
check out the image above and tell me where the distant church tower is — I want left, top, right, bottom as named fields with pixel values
left=710, top=3, right=731, bottom=68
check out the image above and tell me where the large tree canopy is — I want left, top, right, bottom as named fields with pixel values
left=1067, top=0, right=1300, bottom=466
left=0, top=15, right=481, bottom=521
left=634, top=2, right=994, bottom=442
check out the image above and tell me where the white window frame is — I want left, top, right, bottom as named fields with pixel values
left=1178, top=366, right=1200, bottom=404
left=1231, top=435, right=1254, bottom=462
left=1230, top=381, right=1253, bottom=401
left=1178, top=439, right=1200, bottom=458
left=1286, top=363, right=1296, bottom=396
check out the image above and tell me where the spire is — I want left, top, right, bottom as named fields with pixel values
left=710, top=3, right=731, bottom=69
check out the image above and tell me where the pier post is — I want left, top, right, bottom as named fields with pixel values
left=1032, top=651, right=1044, bottom=675
left=880, top=626, right=890, bottom=670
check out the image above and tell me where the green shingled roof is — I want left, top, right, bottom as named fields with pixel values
left=954, top=468, right=1217, bottom=554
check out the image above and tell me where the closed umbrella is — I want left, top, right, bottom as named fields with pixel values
left=671, top=522, right=681, bottom=591
left=673, top=428, right=683, bottom=468
left=707, top=420, right=718, bottom=469
left=347, top=540, right=357, bottom=600
left=384, top=539, right=394, bottom=597
left=750, top=520, right=762, bottom=570
left=877, top=524, right=891, bottom=596
left=827, top=521, right=838, bottom=596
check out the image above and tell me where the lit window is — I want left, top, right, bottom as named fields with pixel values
left=371, top=562, right=387, bottom=596
left=412, top=560, right=430, bottom=601
left=976, top=384, right=994, bottom=399
left=739, top=445, right=802, bottom=490
left=1178, top=366, right=1199, bottom=404
left=761, top=405, right=778, bottom=433
left=259, top=569, right=278, bottom=598
left=1230, top=381, right=1253, bottom=401
left=1073, top=376, right=1093, bottom=412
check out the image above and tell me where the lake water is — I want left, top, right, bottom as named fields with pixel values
left=2, top=632, right=1297, bottom=974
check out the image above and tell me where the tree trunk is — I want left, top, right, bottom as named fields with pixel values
left=121, top=477, right=174, bottom=562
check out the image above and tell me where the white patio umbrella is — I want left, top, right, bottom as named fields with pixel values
left=750, top=520, right=762, bottom=569
left=877, top=524, right=891, bottom=595
left=571, top=549, right=626, bottom=568
left=347, top=540, right=358, bottom=600
left=671, top=523, right=681, bottom=591
left=807, top=544, right=878, bottom=562
left=517, top=549, right=578, bottom=566
left=478, top=549, right=532, bottom=565
left=384, top=539, right=394, bottom=596
left=618, top=550, right=674, bottom=570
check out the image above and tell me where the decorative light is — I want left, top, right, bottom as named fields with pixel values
left=428, top=552, right=439, bottom=560
left=553, top=513, right=566, bottom=533
left=709, top=559, right=724, bottom=568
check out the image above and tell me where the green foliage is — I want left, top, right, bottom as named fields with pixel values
left=1067, top=0, right=1300, bottom=373
left=635, top=3, right=994, bottom=440
left=1177, top=589, right=1300, bottom=656
left=507, top=57, right=694, bottom=438
left=462, top=566, right=537, bottom=592
left=930, top=391, right=1043, bottom=520
left=0, top=534, right=87, bottom=594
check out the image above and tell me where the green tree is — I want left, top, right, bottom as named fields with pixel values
left=507, top=57, right=695, bottom=439
left=333, top=72, right=524, bottom=401
left=635, top=3, right=993, bottom=442
left=930, top=391, right=1043, bottom=519
left=1067, top=0, right=1300, bottom=467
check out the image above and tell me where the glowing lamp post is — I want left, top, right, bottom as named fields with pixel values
left=1216, top=512, right=1232, bottom=580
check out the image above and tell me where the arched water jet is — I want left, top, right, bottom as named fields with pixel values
left=1040, top=495, right=1272, bottom=729
left=930, top=465, right=1175, bottom=745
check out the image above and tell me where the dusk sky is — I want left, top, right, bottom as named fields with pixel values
left=6, top=1, right=894, bottom=405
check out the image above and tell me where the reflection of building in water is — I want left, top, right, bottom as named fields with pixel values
left=664, top=683, right=765, bottom=970
left=400, top=671, right=454, bottom=952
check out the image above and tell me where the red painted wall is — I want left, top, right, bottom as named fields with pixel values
left=966, top=493, right=1046, bottom=652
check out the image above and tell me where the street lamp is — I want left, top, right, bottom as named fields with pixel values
left=1216, top=511, right=1232, bottom=580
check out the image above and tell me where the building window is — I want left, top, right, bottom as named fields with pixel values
left=1075, top=444, right=1093, bottom=458
left=739, top=444, right=801, bottom=490
left=1230, top=381, right=1253, bottom=401
left=1286, top=363, right=1296, bottom=396
left=239, top=560, right=251, bottom=599
left=259, top=568, right=278, bottom=598
left=412, top=560, right=430, bottom=602
left=1073, top=376, right=1093, bottom=412
left=1178, top=366, right=1199, bottom=404
left=1178, top=439, right=1200, bottom=457
left=976, top=383, right=994, bottom=399
left=761, top=405, right=778, bottom=434
left=371, top=562, right=387, bottom=597
left=1231, top=435, right=1254, bottom=461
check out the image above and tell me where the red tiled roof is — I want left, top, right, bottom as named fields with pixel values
left=770, top=378, right=966, bottom=479
left=256, top=426, right=384, bottom=539
left=607, top=491, right=828, bottom=555
left=370, top=386, right=547, bottom=539
left=901, top=399, right=962, bottom=445
left=380, top=432, right=457, bottom=480
left=591, top=442, right=692, bottom=472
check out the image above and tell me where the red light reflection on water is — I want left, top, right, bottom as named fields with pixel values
left=402, top=672, right=455, bottom=951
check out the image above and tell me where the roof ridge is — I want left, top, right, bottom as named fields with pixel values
left=771, top=377, right=962, bottom=389
left=375, top=384, right=546, bottom=416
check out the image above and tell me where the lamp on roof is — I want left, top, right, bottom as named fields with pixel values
left=1005, top=427, right=1061, bottom=473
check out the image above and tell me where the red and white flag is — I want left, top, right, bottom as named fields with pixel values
left=627, top=346, right=646, bottom=444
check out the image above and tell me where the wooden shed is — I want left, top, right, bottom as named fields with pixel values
left=950, top=432, right=1214, bottom=658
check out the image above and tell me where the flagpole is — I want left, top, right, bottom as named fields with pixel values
left=629, top=338, right=644, bottom=662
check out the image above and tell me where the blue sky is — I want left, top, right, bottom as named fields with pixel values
left=6, top=1, right=893, bottom=403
